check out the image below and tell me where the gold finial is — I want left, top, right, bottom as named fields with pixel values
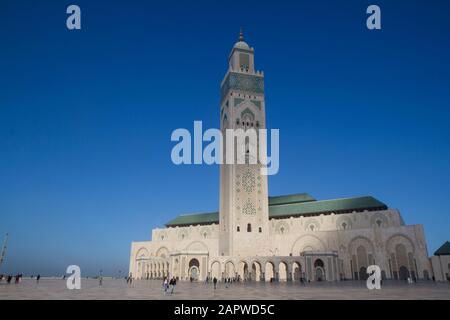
left=239, top=27, right=244, bottom=41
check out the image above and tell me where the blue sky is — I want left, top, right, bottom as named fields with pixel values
left=1, top=0, right=449, bottom=276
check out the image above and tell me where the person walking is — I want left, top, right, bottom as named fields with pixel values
left=171, top=277, right=176, bottom=294
left=213, top=277, right=217, bottom=290
left=36, top=274, right=40, bottom=283
left=163, top=277, right=169, bottom=295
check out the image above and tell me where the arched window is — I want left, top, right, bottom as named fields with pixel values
left=259, top=227, right=262, bottom=233
left=247, top=223, right=252, bottom=232
left=314, top=259, right=324, bottom=268
left=189, top=258, right=200, bottom=268
left=237, top=226, right=240, bottom=232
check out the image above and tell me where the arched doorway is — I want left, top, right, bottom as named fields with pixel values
left=398, top=266, right=410, bottom=280
left=211, top=261, right=221, bottom=280
left=395, top=244, right=409, bottom=280
left=239, top=261, right=249, bottom=281
left=224, top=261, right=235, bottom=279
left=251, top=262, right=261, bottom=281
left=292, top=262, right=302, bottom=281
left=278, top=262, right=288, bottom=281
left=356, top=245, right=369, bottom=281
left=423, top=270, right=429, bottom=280
left=314, top=259, right=325, bottom=281
left=189, top=258, right=200, bottom=281
left=265, top=261, right=275, bottom=282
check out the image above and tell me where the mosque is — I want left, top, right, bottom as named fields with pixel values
left=129, top=31, right=448, bottom=283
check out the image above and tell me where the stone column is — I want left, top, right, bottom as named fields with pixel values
left=306, top=257, right=312, bottom=282
left=286, top=265, right=293, bottom=281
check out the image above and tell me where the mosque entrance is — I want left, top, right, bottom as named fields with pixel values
left=315, top=267, right=324, bottom=281
left=398, top=266, right=410, bottom=280
left=314, top=259, right=325, bottom=281
left=188, top=258, right=200, bottom=281
left=189, top=266, right=199, bottom=280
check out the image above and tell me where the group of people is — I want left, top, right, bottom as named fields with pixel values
left=202, top=276, right=237, bottom=289
left=162, top=276, right=177, bottom=295
left=0, top=273, right=25, bottom=284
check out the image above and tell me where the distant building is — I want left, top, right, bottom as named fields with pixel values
left=430, top=241, right=450, bottom=281
left=130, top=31, right=441, bottom=282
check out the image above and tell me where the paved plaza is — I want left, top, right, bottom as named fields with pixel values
left=0, top=278, right=449, bottom=300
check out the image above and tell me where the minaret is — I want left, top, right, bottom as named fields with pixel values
left=219, top=30, right=269, bottom=257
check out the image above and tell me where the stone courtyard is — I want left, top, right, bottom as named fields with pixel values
left=1, top=278, right=449, bottom=300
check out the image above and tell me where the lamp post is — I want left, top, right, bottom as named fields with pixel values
left=0, top=233, right=9, bottom=273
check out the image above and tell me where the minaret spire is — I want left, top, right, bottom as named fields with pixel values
left=239, top=27, right=244, bottom=41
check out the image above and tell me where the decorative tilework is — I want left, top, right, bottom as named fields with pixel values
left=234, top=98, right=244, bottom=106
left=251, top=100, right=261, bottom=110
left=221, top=72, right=264, bottom=101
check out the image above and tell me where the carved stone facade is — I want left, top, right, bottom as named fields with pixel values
left=129, top=32, right=438, bottom=282
left=130, top=207, right=433, bottom=282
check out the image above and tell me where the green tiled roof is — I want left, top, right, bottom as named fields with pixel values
left=269, top=196, right=386, bottom=218
left=165, top=194, right=387, bottom=227
left=268, top=193, right=316, bottom=205
left=165, top=211, right=219, bottom=227
left=434, top=241, right=450, bottom=256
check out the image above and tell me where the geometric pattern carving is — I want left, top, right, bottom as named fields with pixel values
left=242, top=169, right=255, bottom=193
left=275, top=221, right=289, bottom=235
left=370, top=212, right=388, bottom=228
left=304, top=218, right=320, bottom=232
left=242, top=198, right=256, bottom=215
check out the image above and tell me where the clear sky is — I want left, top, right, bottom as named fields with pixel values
left=1, top=0, right=449, bottom=277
